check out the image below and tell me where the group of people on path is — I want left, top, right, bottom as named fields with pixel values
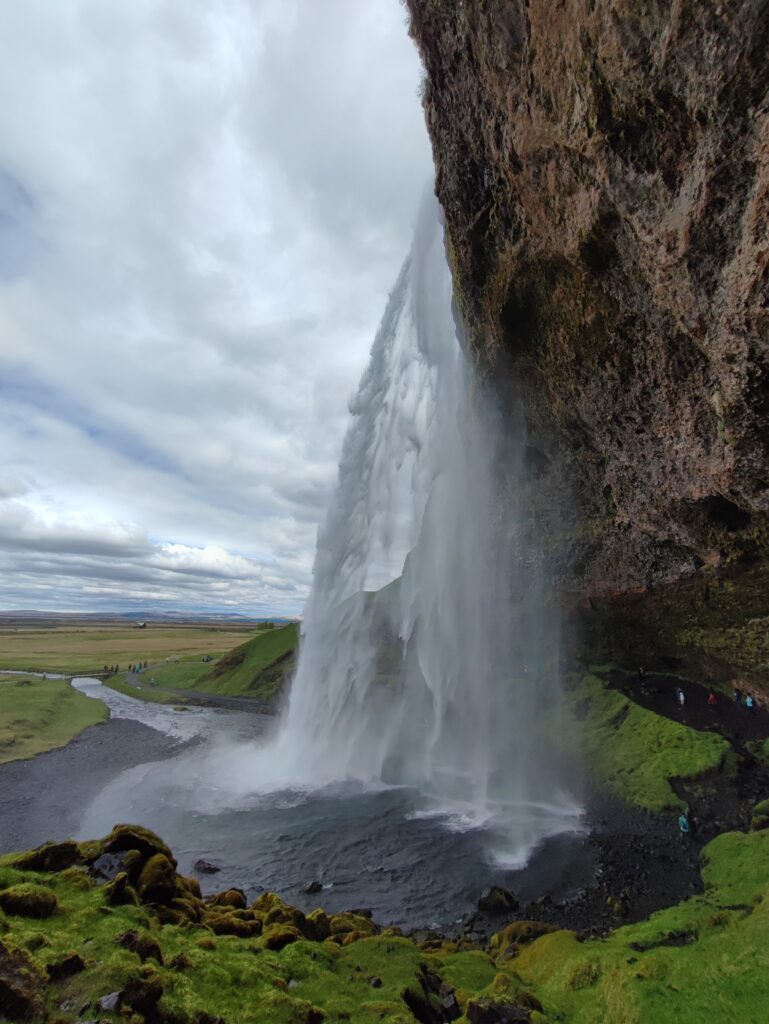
left=129, top=660, right=148, bottom=674
left=673, top=683, right=755, bottom=712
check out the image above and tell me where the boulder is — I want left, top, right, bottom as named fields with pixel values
left=304, top=908, right=331, bottom=941
left=206, top=888, right=247, bottom=911
left=0, top=885, right=58, bottom=919
left=205, top=911, right=262, bottom=938
left=137, top=853, right=177, bottom=904
left=489, top=921, right=556, bottom=958
left=90, top=851, right=131, bottom=883
left=0, top=939, right=46, bottom=1021
left=261, top=923, right=302, bottom=951
left=97, top=991, right=121, bottom=1012
left=328, top=912, right=376, bottom=937
left=104, top=824, right=176, bottom=867
left=193, top=859, right=221, bottom=875
left=477, top=887, right=518, bottom=915
left=11, top=840, right=81, bottom=873
left=303, top=880, right=323, bottom=894
left=104, top=872, right=138, bottom=907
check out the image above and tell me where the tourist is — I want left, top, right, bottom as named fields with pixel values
left=678, top=812, right=690, bottom=836
left=746, top=694, right=755, bottom=712
left=676, top=687, right=685, bottom=707
left=707, top=690, right=718, bottom=709
left=734, top=687, right=742, bottom=705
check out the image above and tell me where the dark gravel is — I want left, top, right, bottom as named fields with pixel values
left=0, top=719, right=181, bottom=854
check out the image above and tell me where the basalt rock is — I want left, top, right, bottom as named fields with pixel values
left=407, top=0, right=769, bottom=685
left=477, top=886, right=518, bottom=915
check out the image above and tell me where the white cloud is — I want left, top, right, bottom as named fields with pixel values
left=0, top=0, right=431, bottom=613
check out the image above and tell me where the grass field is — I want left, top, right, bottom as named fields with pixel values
left=0, top=675, right=108, bottom=764
left=0, top=625, right=259, bottom=676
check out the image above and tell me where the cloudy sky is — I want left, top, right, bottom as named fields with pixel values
left=0, top=0, right=432, bottom=616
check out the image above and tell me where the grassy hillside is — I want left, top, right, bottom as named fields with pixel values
left=194, top=622, right=299, bottom=699
left=0, top=676, right=107, bottom=764
left=106, top=624, right=301, bottom=705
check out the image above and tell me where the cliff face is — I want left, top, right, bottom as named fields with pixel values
left=407, top=0, right=769, bottom=684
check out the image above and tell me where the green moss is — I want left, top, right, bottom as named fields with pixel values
left=564, top=674, right=730, bottom=811
left=511, top=828, right=769, bottom=1024
left=196, top=623, right=299, bottom=699
left=0, top=885, right=58, bottom=919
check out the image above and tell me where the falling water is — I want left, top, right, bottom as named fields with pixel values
left=239, top=194, right=580, bottom=866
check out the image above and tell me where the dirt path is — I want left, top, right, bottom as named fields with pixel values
left=604, top=668, right=769, bottom=750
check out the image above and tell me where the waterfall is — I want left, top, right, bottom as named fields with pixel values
left=238, top=193, right=580, bottom=866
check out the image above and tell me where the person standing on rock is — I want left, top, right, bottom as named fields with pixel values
left=676, top=687, right=685, bottom=708
left=746, top=694, right=755, bottom=712
left=678, top=812, right=690, bottom=836
left=734, top=687, right=742, bottom=705
left=707, top=690, right=718, bottom=710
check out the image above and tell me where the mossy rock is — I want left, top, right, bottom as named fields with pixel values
left=0, top=938, right=46, bottom=1021
left=170, top=896, right=204, bottom=924
left=305, top=908, right=331, bottom=941
left=137, top=853, right=177, bottom=904
left=261, top=922, right=302, bottom=950
left=11, top=840, right=81, bottom=873
left=328, top=912, right=377, bottom=937
left=104, top=871, right=139, bottom=907
left=206, top=912, right=262, bottom=938
left=252, top=891, right=309, bottom=933
left=104, top=824, right=176, bottom=867
left=489, top=921, right=558, bottom=958
left=0, top=885, right=58, bottom=919
left=177, top=874, right=203, bottom=900
left=206, top=887, right=246, bottom=910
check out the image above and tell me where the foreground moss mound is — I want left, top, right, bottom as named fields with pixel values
left=0, top=827, right=536, bottom=1023
left=2, top=824, right=768, bottom=1022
